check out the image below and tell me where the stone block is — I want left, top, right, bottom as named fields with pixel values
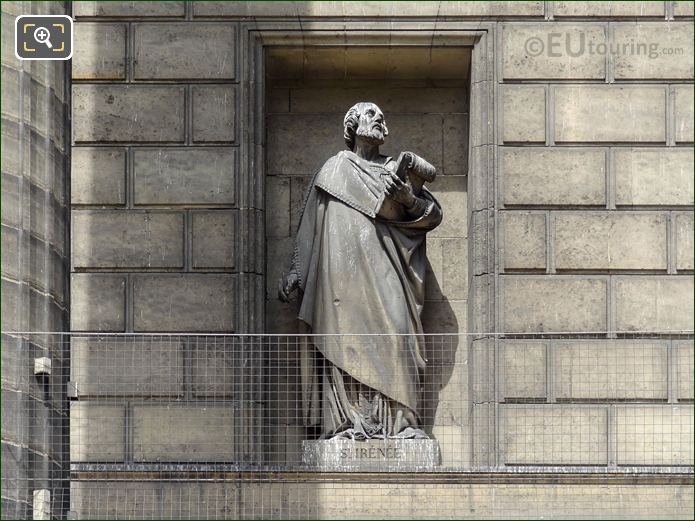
left=501, top=341, right=547, bottom=399
left=70, top=403, right=125, bottom=461
left=554, top=86, right=666, bottom=142
left=194, top=1, right=544, bottom=17
left=267, top=87, right=290, bottom=113
left=73, top=1, right=185, bottom=17
left=133, top=274, right=236, bottom=332
left=302, top=439, right=441, bottom=470
left=427, top=175, right=467, bottom=238
left=502, top=405, right=608, bottom=465
left=70, top=274, right=126, bottom=332
left=133, top=148, right=236, bottom=205
left=290, top=176, right=312, bottom=233
left=443, top=114, right=468, bottom=176
left=289, top=87, right=468, bottom=115
left=133, top=24, right=236, bottom=79
left=614, top=148, right=694, bottom=206
left=675, top=342, right=694, bottom=400
left=614, top=23, right=694, bottom=80
left=266, top=176, right=291, bottom=238
left=73, top=85, right=185, bottom=142
left=502, top=86, right=545, bottom=143
left=554, top=212, right=667, bottom=270
left=501, top=277, right=607, bottom=333
left=441, top=238, right=468, bottom=299
left=72, top=210, right=184, bottom=268
left=264, top=113, right=342, bottom=176
left=502, top=212, right=546, bottom=270
left=553, top=340, right=668, bottom=400
left=192, top=85, right=236, bottom=142
left=422, top=300, right=467, bottom=335
left=615, top=276, right=694, bottom=332
left=676, top=213, right=694, bottom=271
left=553, top=1, right=665, bottom=16
left=266, top=425, right=306, bottom=465
left=72, top=23, right=126, bottom=80
left=71, top=147, right=126, bottom=205
left=266, top=367, right=303, bottom=426
left=191, top=211, right=237, bottom=269
left=380, top=114, right=444, bottom=174
left=265, top=237, right=294, bottom=301
left=190, top=337, right=261, bottom=398
left=502, top=24, right=606, bottom=80
left=615, top=405, right=694, bottom=465
left=674, top=85, right=694, bottom=143
left=501, top=148, right=605, bottom=206
left=71, top=337, right=183, bottom=397
left=674, top=1, right=695, bottom=16
left=132, top=404, right=244, bottom=462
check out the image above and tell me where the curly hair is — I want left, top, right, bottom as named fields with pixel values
left=343, top=102, right=387, bottom=150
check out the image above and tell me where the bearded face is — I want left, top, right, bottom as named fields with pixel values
left=355, top=103, right=388, bottom=145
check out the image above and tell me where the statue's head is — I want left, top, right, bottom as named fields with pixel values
left=343, top=102, right=388, bottom=150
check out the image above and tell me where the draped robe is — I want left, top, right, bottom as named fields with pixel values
left=292, top=150, right=442, bottom=437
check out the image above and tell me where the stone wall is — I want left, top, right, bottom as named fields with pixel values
left=9, top=0, right=691, bottom=518
left=1, top=1, right=69, bottom=518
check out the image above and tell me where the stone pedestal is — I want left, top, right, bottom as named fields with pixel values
left=302, top=438, right=441, bottom=471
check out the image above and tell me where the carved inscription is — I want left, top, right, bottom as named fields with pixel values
left=339, top=446, right=403, bottom=460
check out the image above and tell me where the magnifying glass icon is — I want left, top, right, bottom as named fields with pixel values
left=33, top=26, right=53, bottom=49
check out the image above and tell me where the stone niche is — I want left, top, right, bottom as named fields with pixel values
left=263, top=45, right=472, bottom=468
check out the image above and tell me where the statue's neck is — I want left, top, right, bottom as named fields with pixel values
left=353, top=140, right=380, bottom=162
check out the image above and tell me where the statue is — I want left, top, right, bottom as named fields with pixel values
left=279, top=102, right=442, bottom=440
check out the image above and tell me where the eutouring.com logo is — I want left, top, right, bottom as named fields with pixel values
left=524, top=32, right=685, bottom=59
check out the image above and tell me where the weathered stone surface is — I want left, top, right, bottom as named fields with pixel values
left=553, top=1, right=664, bottom=16
left=501, top=148, right=605, bottom=206
left=502, top=24, right=605, bottom=80
left=72, top=23, right=126, bottom=80
left=502, top=405, right=607, bottom=465
left=502, top=212, right=546, bottom=270
left=192, top=86, right=236, bottom=142
left=133, top=274, right=236, bottom=332
left=554, top=86, right=666, bottom=142
left=674, top=85, right=694, bottom=143
left=71, top=147, right=126, bottom=205
left=554, top=212, right=667, bottom=270
left=427, top=176, right=467, bottom=238
left=70, top=274, right=126, bottom=332
left=194, top=1, right=544, bottom=17
left=675, top=342, right=694, bottom=400
left=133, top=24, right=236, bottom=79
left=614, top=148, right=694, bottom=206
left=70, top=403, right=125, bottom=461
left=380, top=114, right=444, bottom=174
left=553, top=341, right=668, bottom=400
left=133, top=148, right=236, bottom=205
left=68, top=480, right=695, bottom=520
left=190, top=338, right=259, bottom=398
left=442, top=114, right=468, bottom=176
left=191, top=211, right=237, bottom=269
left=71, top=337, right=183, bottom=397
left=73, top=1, right=185, bottom=17
left=266, top=177, right=291, bottom=238
left=501, top=341, right=546, bottom=399
left=676, top=213, right=694, bottom=271
left=501, top=277, right=607, bottom=333
left=441, top=238, right=468, bottom=299
left=613, top=24, right=694, bottom=80
left=132, top=404, right=243, bottom=461
left=73, top=85, right=185, bottom=142
left=72, top=211, right=184, bottom=268
left=302, top=439, right=441, bottom=470
left=673, top=0, right=695, bottom=16
left=615, top=405, right=694, bottom=465
left=615, top=276, right=694, bottom=332
left=289, top=87, right=468, bottom=115
left=502, top=86, right=545, bottom=143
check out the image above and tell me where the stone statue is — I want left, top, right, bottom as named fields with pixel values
left=279, top=102, right=443, bottom=440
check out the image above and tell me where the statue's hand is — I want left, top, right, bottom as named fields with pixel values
left=384, top=172, right=416, bottom=207
left=278, top=271, right=299, bottom=302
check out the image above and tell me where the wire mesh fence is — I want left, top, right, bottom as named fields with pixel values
left=2, top=332, right=693, bottom=519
